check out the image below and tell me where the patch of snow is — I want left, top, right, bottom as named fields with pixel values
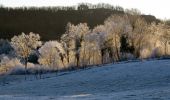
left=1, top=59, right=170, bottom=99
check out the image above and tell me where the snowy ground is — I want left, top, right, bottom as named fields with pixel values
left=0, top=59, right=170, bottom=100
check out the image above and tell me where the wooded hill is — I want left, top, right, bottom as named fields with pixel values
left=0, top=3, right=160, bottom=41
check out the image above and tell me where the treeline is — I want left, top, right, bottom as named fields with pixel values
left=0, top=3, right=161, bottom=41
left=1, top=13, right=170, bottom=76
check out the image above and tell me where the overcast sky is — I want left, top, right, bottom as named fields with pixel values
left=0, top=0, right=169, bottom=19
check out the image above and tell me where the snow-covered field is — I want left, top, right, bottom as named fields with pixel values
left=0, top=59, right=170, bottom=100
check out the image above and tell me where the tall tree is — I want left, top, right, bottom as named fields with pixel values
left=61, top=23, right=90, bottom=67
left=129, top=17, right=148, bottom=57
left=104, top=15, right=131, bottom=61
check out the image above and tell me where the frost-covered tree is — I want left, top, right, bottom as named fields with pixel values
left=104, top=15, right=131, bottom=62
left=125, top=8, right=141, bottom=15
left=61, top=22, right=90, bottom=67
left=11, top=32, right=41, bottom=74
left=157, top=23, right=170, bottom=55
left=145, top=22, right=162, bottom=58
left=128, top=17, right=148, bottom=57
left=81, top=33, right=102, bottom=66
left=93, top=25, right=108, bottom=63
left=0, top=56, right=11, bottom=73
left=0, top=56, right=22, bottom=74
left=38, top=41, right=67, bottom=70
left=142, top=22, right=170, bottom=58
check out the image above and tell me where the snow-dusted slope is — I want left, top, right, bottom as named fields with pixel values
left=0, top=60, right=170, bottom=100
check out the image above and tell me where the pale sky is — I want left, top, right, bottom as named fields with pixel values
left=0, top=0, right=169, bottom=19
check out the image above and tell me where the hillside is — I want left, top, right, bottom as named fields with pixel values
left=0, top=4, right=160, bottom=41
left=0, top=59, right=170, bottom=100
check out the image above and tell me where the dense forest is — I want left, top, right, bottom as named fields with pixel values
left=0, top=3, right=161, bottom=41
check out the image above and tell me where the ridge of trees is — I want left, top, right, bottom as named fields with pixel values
left=1, top=13, right=170, bottom=76
left=1, top=3, right=170, bottom=76
left=0, top=3, right=161, bottom=41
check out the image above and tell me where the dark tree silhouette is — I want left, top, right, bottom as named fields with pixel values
left=0, top=3, right=160, bottom=41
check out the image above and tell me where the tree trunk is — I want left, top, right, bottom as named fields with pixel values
left=114, top=34, right=120, bottom=61
left=93, top=50, right=95, bottom=65
left=24, top=58, right=28, bottom=80
left=76, top=53, right=79, bottom=67
left=165, top=41, right=167, bottom=56
left=67, top=50, right=69, bottom=64
left=101, top=49, right=104, bottom=64
left=82, top=46, right=86, bottom=67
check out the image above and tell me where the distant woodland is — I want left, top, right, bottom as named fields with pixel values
left=0, top=3, right=161, bottom=41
